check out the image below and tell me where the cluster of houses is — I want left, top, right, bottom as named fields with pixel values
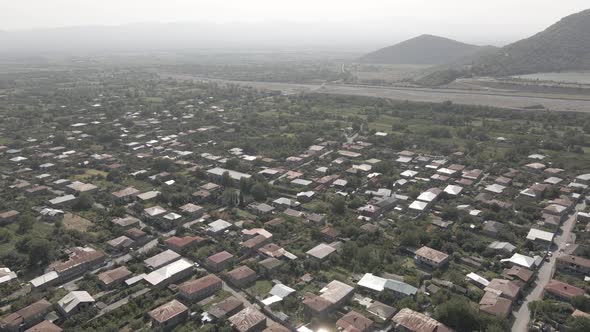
left=1, top=86, right=590, bottom=332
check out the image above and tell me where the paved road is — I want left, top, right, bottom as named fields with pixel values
left=511, top=212, right=578, bottom=332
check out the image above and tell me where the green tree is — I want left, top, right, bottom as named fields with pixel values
left=28, top=238, right=53, bottom=266
left=221, top=171, right=234, bottom=187
left=251, top=183, right=267, bottom=202
left=73, top=192, right=94, bottom=211
left=0, top=229, right=12, bottom=243
left=331, top=196, right=346, bottom=214
left=435, top=297, right=481, bottom=332
left=567, top=316, right=590, bottom=332
left=17, top=213, right=36, bottom=234
left=221, top=189, right=240, bottom=207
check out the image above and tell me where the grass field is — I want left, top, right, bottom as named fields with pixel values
left=72, top=169, right=108, bottom=181
left=0, top=221, right=54, bottom=253
left=63, top=212, right=93, bottom=232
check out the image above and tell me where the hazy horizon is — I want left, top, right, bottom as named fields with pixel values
left=0, top=1, right=588, bottom=54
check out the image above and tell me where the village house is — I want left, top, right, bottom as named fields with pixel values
left=111, top=215, right=141, bottom=229
left=248, top=202, right=275, bottom=215
left=106, top=235, right=135, bottom=253
left=143, top=258, right=194, bottom=288
left=98, top=266, right=132, bottom=289
left=259, top=257, right=284, bottom=273
left=0, top=299, right=52, bottom=332
left=207, top=251, right=234, bottom=272
left=124, top=227, right=149, bottom=243
left=149, top=300, right=189, bottom=331
left=544, top=279, right=585, bottom=301
left=48, top=194, right=76, bottom=207
left=556, top=254, right=590, bottom=275
left=144, top=249, right=181, bottom=270
left=165, top=236, right=206, bottom=253
left=57, top=291, right=95, bottom=317
left=227, top=266, right=257, bottom=288
left=357, top=273, right=418, bottom=299
left=484, top=279, right=521, bottom=301
left=415, top=246, right=450, bottom=268
left=24, top=320, right=62, bottom=332
left=392, top=308, right=451, bottom=332
left=526, top=228, right=554, bottom=246
left=207, top=219, right=234, bottom=235
left=479, top=290, right=512, bottom=319
left=66, top=181, right=98, bottom=194
left=0, top=210, right=20, bottom=224
left=228, top=306, right=267, bottom=332
left=502, top=266, right=534, bottom=287
left=306, top=243, right=337, bottom=262
left=336, top=310, right=375, bottom=332
left=179, top=274, right=223, bottom=302
left=206, top=167, right=251, bottom=183
left=48, top=246, right=106, bottom=282
left=111, top=186, right=140, bottom=202
left=303, top=280, right=354, bottom=317
left=179, top=203, right=205, bottom=217
left=208, top=296, right=244, bottom=320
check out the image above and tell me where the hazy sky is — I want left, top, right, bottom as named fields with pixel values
left=1, top=0, right=589, bottom=46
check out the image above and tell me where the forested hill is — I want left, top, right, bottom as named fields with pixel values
left=358, top=34, right=495, bottom=65
left=472, top=8, right=590, bottom=75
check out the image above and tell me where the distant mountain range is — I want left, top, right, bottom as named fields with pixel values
left=360, top=8, right=590, bottom=77
left=472, top=8, right=590, bottom=75
left=358, top=34, right=497, bottom=65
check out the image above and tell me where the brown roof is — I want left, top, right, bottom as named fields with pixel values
left=149, top=299, right=188, bottom=323
left=392, top=308, right=452, bottom=332
left=111, top=186, right=140, bottom=198
left=336, top=310, right=375, bottom=332
left=263, top=323, right=291, bottom=332
left=228, top=306, right=267, bottom=332
left=258, top=243, right=282, bottom=257
left=0, top=210, right=20, bottom=219
left=98, top=266, right=132, bottom=285
left=264, top=218, right=285, bottom=227
left=302, top=294, right=332, bottom=313
left=503, top=266, right=534, bottom=283
left=544, top=279, right=585, bottom=299
left=415, top=246, right=449, bottom=264
left=484, top=279, right=520, bottom=300
left=192, top=189, right=211, bottom=198
left=241, top=235, right=268, bottom=250
left=209, top=296, right=243, bottom=319
left=227, top=266, right=256, bottom=281
left=50, top=247, right=105, bottom=274
left=24, top=320, right=63, bottom=332
left=367, top=301, right=397, bottom=321
left=479, top=291, right=512, bottom=319
left=179, top=274, right=222, bottom=295
left=1, top=299, right=52, bottom=328
left=165, top=236, right=206, bottom=249
left=124, top=227, right=146, bottom=240
left=259, top=257, right=283, bottom=270
left=557, top=254, right=590, bottom=269
left=208, top=251, right=234, bottom=264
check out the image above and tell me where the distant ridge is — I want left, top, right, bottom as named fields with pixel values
left=472, top=8, right=590, bottom=75
left=358, top=34, right=496, bottom=65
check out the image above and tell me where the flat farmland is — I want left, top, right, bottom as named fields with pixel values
left=169, top=74, right=590, bottom=112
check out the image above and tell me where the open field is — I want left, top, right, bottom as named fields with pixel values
left=63, top=212, right=93, bottom=232
left=166, top=74, right=590, bottom=112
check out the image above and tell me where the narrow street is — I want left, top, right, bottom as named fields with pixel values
left=511, top=210, right=578, bottom=332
